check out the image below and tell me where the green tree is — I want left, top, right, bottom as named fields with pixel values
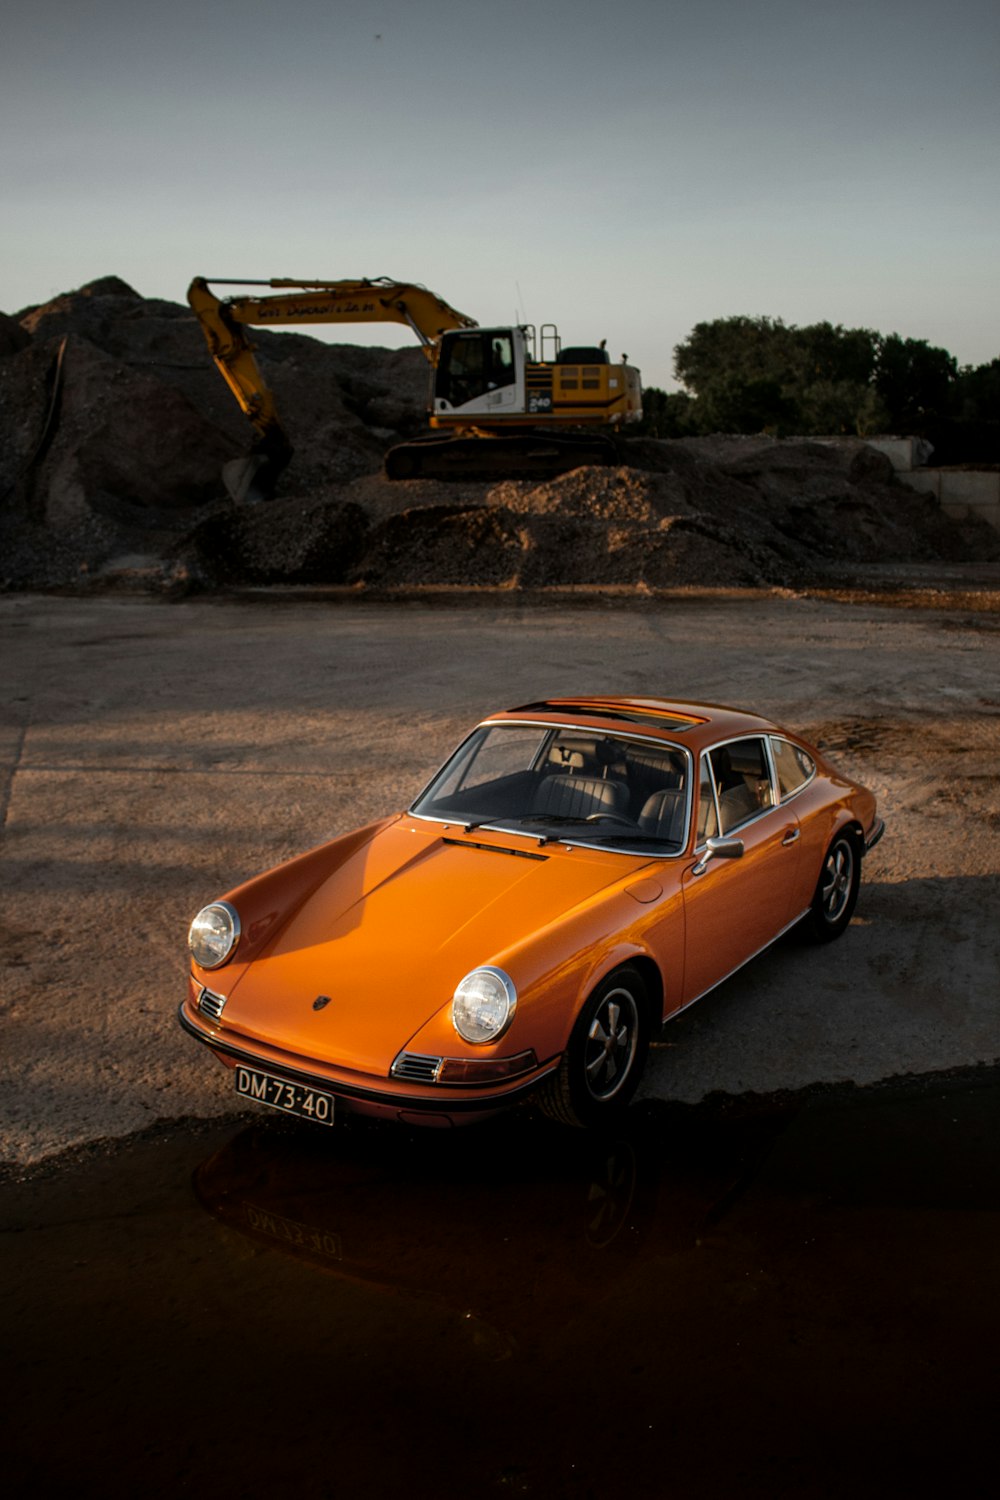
left=955, top=357, right=1000, bottom=422
left=673, top=316, right=794, bottom=397
left=873, top=335, right=957, bottom=431
left=797, top=379, right=888, bottom=437
left=670, top=316, right=964, bottom=439
left=634, top=386, right=699, bottom=438
left=793, top=323, right=879, bottom=387
left=853, top=385, right=893, bottom=437
left=672, top=316, right=884, bottom=435
left=926, top=356, right=1000, bottom=463
left=697, top=374, right=795, bottom=434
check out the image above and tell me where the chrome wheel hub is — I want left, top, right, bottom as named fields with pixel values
left=821, top=842, right=854, bottom=922
left=584, top=988, right=639, bottom=1101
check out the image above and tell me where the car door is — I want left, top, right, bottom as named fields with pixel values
left=678, top=737, right=803, bottom=1006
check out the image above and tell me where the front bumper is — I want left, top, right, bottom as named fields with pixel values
left=864, top=816, right=886, bottom=854
left=178, top=1001, right=558, bottom=1127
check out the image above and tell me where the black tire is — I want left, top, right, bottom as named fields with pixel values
left=538, top=966, right=651, bottom=1128
left=805, top=830, right=861, bottom=942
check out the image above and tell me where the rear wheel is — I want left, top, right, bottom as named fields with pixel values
left=805, top=831, right=861, bottom=942
left=538, top=966, right=650, bottom=1128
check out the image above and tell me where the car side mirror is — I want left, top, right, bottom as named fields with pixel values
left=692, top=835, right=745, bottom=877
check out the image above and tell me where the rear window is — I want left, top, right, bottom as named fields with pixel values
left=770, top=737, right=815, bottom=799
left=710, top=737, right=773, bottom=834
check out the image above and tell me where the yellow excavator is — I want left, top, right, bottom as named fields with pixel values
left=187, top=276, right=642, bottom=500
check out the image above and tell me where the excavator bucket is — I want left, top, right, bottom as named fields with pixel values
left=222, top=433, right=293, bottom=505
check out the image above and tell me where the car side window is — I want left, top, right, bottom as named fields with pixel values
left=696, top=755, right=719, bottom=843
left=710, top=737, right=774, bottom=834
left=770, top=737, right=815, bottom=800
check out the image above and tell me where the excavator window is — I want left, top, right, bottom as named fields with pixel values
left=436, top=330, right=516, bottom=408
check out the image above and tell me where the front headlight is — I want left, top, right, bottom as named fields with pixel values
left=452, top=966, right=517, bottom=1044
left=188, top=901, right=240, bottom=970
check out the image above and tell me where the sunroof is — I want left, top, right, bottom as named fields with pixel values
left=510, top=699, right=703, bottom=732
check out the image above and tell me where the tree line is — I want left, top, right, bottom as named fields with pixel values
left=638, top=316, right=1000, bottom=463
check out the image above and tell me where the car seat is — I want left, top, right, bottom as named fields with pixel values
left=638, top=789, right=687, bottom=843
left=531, top=774, right=629, bottom=820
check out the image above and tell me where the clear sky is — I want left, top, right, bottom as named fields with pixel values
left=2, top=0, right=998, bottom=388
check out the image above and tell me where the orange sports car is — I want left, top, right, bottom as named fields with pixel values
left=179, top=697, right=883, bottom=1128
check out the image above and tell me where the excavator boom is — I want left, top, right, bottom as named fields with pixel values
left=212, top=278, right=477, bottom=344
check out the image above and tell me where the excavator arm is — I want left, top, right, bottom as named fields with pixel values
left=187, top=276, right=477, bottom=501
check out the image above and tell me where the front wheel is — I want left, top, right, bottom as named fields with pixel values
left=537, top=966, right=651, bottom=1128
left=804, top=831, right=861, bottom=942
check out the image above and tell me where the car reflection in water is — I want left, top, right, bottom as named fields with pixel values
left=193, top=1104, right=768, bottom=1358
left=189, top=1077, right=1000, bottom=1491
left=194, top=1073, right=1000, bottom=1368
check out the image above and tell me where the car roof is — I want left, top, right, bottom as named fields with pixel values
left=489, top=696, right=780, bottom=749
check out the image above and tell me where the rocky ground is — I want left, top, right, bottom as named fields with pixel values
left=2, top=277, right=998, bottom=594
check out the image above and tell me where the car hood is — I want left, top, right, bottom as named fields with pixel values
left=222, top=819, right=635, bottom=1074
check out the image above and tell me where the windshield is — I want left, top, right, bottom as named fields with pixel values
left=411, top=724, right=690, bottom=853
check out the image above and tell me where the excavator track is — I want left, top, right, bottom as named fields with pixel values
left=384, top=430, right=621, bottom=483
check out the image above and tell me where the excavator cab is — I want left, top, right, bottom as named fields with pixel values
left=433, top=327, right=524, bottom=416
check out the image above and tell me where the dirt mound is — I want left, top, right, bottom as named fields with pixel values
left=2, top=278, right=997, bottom=592
left=0, top=313, right=31, bottom=359
left=0, top=334, right=240, bottom=588
left=178, top=494, right=369, bottom=586
left=0, top=278, right=430, bottom=587
left=342, top=450, right=995, bottom=590
left=347, top=469, right=775, bottom=589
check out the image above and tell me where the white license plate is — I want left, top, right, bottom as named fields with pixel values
left=235, top=1066, right=336, bottom=1125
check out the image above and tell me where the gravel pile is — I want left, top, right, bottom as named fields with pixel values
left=2, top=278, right=997, bottom=592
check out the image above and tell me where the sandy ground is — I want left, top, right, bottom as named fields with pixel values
left=1, top=591, right=998, bottom=1165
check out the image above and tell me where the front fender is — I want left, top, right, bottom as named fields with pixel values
left=401, top=884, right=681, bottom=1065
left=187, top=815, right=397, bottom=995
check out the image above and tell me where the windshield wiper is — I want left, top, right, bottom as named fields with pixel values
left=454, top=817, right=679, bottom=851
left=565, top=832, right=680, bottom=848
left=461, top=814, right=591, bottom=834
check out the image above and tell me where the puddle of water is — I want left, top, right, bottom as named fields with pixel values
left=2, top=1073, right=998, bottom=1499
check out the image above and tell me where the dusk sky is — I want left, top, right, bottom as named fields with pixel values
left=3, top=0, right=998, bottom=388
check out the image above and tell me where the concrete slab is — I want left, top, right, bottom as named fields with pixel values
left=941, top=471, right=1000, bottom=506
left=864, top=436, right=932, bottom=472
left=901, top=468, right=1000, bottom=531
left=901, top=469, right=940, bottom=497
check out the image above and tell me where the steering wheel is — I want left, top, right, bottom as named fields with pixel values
left=584, top=812, right=637, bottom=827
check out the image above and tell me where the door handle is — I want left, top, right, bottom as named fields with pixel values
left=781, top=827, right=800, bottom=846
